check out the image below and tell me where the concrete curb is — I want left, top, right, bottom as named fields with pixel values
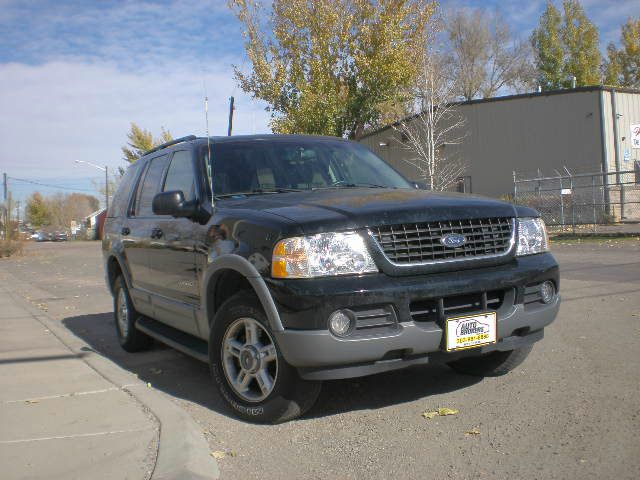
left=3, top=281, right=219, bottom=480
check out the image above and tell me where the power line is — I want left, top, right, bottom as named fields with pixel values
left=7, top=176, right=98, bottom=193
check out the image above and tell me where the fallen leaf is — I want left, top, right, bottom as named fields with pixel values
left=229, top=450, right=238, bottom=457
left=465, top=427, right=481, bottom=436
left=421, top=411, right=439, bottom=420
left=211, top=451, right=226, bottom=459
left=438, top=407, right=459, bottom=416
left=146, top=382, right=152, bottom=388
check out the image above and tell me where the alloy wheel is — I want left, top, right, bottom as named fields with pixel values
left=116, top=288, right=129, bottom=338
left=221, top=317, right=278, bottom=402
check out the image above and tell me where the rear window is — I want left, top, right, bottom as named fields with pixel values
left=107, top=161, right=142, bottom=218
left=133, top=154, right=170, bottom=216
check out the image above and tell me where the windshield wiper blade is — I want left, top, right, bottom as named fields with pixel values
left=252, top=187, right=304, bottom=193
left=313, top=182, right=389, bottom=190
left=214, top=187, right=303, bottom=199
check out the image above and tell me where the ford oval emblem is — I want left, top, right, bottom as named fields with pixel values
left=440, top=233, right=466, bottom=248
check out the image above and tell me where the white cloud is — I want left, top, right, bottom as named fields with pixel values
left=0, top=59, right=271, bottom=179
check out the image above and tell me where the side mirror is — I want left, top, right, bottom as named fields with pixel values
left=152, top=190, right=197, bottom=218
left=413, top=181, right=428, bottom=190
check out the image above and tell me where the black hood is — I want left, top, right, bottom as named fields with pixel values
left=218, top=188, right=519, bottom=234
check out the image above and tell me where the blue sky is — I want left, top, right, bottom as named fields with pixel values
left=0, top=0, right=638, bottom=207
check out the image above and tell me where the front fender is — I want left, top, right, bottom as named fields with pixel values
left=200, top=254, right=284, bottom=337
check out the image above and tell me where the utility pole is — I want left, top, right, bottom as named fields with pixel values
left=5, top=191, right=12, bottom=241
left=227, top=96, right=235, bottom=136
left=105, top=165, right=109, bottom=211
left=15, top=200, right=20, bottom=233
left=1, top=173, right=6, bottom=240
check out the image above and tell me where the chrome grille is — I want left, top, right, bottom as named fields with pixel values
left=370, top=217, right=513, bottom=265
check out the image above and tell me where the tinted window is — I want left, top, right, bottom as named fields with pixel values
left=163, top=151, right=195, bottom=201
left=134, top=154, right=170, bottom=216
left=108, top=161, right=142, bottom=218
left=205, top=140, right=411, bottom=197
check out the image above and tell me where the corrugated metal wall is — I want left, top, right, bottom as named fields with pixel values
left=360, top=89, right=631, bottom=198
left=602, top=90, right=640, bottom=174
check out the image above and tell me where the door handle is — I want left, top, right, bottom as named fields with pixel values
left=121, top=227, right=130, bottom=236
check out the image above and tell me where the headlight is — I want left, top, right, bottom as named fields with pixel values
left=516, top=218, right=549, bottom=256
left=272, top=231, right=377, bottom=278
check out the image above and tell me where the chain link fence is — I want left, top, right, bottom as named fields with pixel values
left=513, top=166, right=640, bottom=232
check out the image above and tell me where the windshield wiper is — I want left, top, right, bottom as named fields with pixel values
left=313, top=182, right=389, bottom=190
left=214, top=187, right=303, bottom=199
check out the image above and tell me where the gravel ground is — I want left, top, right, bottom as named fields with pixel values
left=1, top=239, right=639, bottom=480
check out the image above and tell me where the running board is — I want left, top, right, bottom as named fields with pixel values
left=136, top=317, right=209, bottom=363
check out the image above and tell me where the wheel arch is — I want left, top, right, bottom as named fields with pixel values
left=202, top=254, right=284, bottom=333
left=106, top=254, right=126, bottom=295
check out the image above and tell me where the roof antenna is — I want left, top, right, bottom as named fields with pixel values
left=203, top=78, right=214, bottom=207
left=227, top=96, right=235, bottom=136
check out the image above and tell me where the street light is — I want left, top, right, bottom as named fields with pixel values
left=75, top=160, right=109, bottom=211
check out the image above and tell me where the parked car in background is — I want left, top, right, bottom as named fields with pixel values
left=52, top=231, right=68, bottom=242
left=34, top=231, right=51, bottom=242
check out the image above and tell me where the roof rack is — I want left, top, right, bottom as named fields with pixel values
left=144, top=135, right=197, bottom=156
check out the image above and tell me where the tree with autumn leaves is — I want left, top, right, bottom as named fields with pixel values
left=604, top=17, right=640, bottom=88
left=121, top=123, right=173, bottom=164
left=228, top=0, right=437, bottom=139
left=532, top=1, right=638, bottom=90
left=531, top=0, right=601, bottom=90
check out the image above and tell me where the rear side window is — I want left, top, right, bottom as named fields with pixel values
left=134, top=154, right=170, bottom=216
left=163, top=150, right=195, bottom=201
left=108, top=161, right=142, bottom=218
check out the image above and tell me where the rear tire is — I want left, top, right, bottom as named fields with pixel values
left=447, top=345, right=533, bottom=377
left=113, top=276, right=153, bottom=352
left=209, top=291, right=321, bottom=424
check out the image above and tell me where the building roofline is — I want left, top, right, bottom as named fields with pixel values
left=358, top=85, right=640, bottom=140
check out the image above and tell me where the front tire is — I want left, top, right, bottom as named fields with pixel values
left=113, top=276, right=153, bottom=352
left=209, top=291, right=321, bottom=423
left=447, top=345, right=534, bottom=377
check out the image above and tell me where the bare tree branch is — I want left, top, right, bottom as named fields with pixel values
left=447, top=9, right=535, bottom=100
left=394, top=23, right=468, bottom=191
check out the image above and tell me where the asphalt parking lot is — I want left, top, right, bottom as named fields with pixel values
left=1, top=240, right=639, bottom=480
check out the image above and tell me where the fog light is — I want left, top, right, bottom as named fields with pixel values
left=540, top=281, right=556, bottom=304
left=328, top=309, right=355, bottom=337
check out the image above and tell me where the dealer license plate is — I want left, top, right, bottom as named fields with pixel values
left=446, top=312, right=497, bottom=352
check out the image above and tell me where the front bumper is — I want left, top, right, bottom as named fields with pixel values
left=269, top=253, right=560, bottom=380
left=276, top=299, right=558, bottom=380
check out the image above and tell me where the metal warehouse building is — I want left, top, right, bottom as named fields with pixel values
left=359, top=86, right=640, bottom=200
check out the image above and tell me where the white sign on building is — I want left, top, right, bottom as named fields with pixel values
left=631, top=123, right=640, bottom=148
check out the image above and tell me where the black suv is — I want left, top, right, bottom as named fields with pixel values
left=103, top=134, right=559, bottom=423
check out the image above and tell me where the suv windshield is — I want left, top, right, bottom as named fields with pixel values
left=202, top=138, right=411, bottom=198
